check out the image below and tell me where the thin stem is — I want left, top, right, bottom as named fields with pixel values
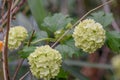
left=1, top=0, right=6, bottom=23
left=12, top=59, right=24, bottom=80
left=19, top=71, right=30, bottom=80
left=64, top=60, right=113, bottom=69
left=101, top=0, right=120, bottom=32
left=2, top=0, right=12, bottom=80
left=51, top=0, right=113, bottom=48
left=27, top=30, right=35, bottom=46
left=31, top=38, right=54, bottom=44
left=0, top=0, right=26, bottom=27
left=12, top=30, right=35, bottom=80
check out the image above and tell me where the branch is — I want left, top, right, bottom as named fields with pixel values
left=19, top=71, right=30, bottom=80
left=101, top=0, right=120, bottom=32
left=2, top=0, right=12, bottom=80
left=12, top=59, right=24, bottom=80
left=0, top=0, right=27, bottom=27
left=12, top=30, right=35, bottom=80
left=0, top=0, right=6, bottom=24
left=51, top=0, right=113, bottom=48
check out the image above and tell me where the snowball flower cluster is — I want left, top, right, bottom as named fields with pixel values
left=5, top=26, right=28, bottom=50
left=73, top=19, right=105, bottom=53
left=28, top=45, right=62, bottom=80
left=111, top=55, right=120, bottom=78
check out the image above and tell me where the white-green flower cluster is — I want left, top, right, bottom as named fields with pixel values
left=73, top=19, right=106, bottom=53
left=111, top=55, right=120, bottom=78
left=28, top=45, right=62, bottom=80
left=5, top=26, right=28, bottom=50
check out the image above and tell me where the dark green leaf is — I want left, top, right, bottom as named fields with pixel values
left=89, top=11, right=113, bottom=27
left=42, top=13, right=72, bottom=33
left=64, top=39, right=85, bottom=57
left=57, top=68, right=68, bottom=79
left=28, top=0, right=47, bottom=30
left=106, top=31, right=120, bottom=53
left=18, top=46, right=36, bottom=58
left=55, top=44, right=74, bottom=58
left=34, top=31, right=48, bottom=40
left=55, top=38, right=84, bottom=58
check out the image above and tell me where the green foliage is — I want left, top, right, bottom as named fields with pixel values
left=89, top=11, right=113, bottom=27
left=106, top=31, right=120, bottom=53
left=55, top=39, right=83, bottom=58
left=18, top=46, right=36, bottom=58
left=42, top=13, right=72, bottom=34
left=34, top=31, right=48, bottom=41
left=57, top=68, right=68, bottom=79
left=28, top=0, right=47, bottom=30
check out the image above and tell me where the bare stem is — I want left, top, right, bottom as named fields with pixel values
left=2, top=0, right=12, bottom=80
left=12, top=59, right=24, bottom=80
left=19, top=71, right=30, bottom=80
left=0, top=0, right=6, bottom=23
left=51, top=0, right=113, bottom=48
left=101, top=0, right=120, bottom=32
left=0, top=0, right=26, bottom=27
left=12, top=30, right=35, bottom=80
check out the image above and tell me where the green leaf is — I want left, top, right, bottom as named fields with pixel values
left=106, top=31, right=120, bottom=53
left=28, top=0, right=47, bottom=30
left=42, top=13, right=72, bottom=33
left=57, top=68, right=68, bottom=79
left=34, top=31, right=48, bottom=41
left=55, top=38, right=84, bottom=58
left=55, top=44, right=74, bottom=58
left=64, top=39, right=85, bottom=57
left=31, top=31, right=48, bottom=45
left=18, top=46, right=36, bottom=58
left=89, top=11, right=113, bottom=27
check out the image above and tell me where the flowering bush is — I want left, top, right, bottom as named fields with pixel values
left=73, top=19, right=106, bottom=53
left=4, top=26, right=28, bottom=50
left=28, top=45, right=62, bottom=80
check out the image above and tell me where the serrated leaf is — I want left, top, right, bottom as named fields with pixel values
left=55, top=38, right=84, bottom=58
left=106, top=31, right=120, bottom=53
left=89, top=11, right=113, bottom=27
left=18, top=46, right=36, bottom=58
left=64, top=39, right=85, bottom=57
left=42, top=13, right=72, bottom=33
left=34, top=31, right=48, bottom=40
left=55, top=44, right=74, bottom=58
left=31, top=31, right=48, bottom=45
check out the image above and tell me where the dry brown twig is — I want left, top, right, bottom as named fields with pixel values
left=2, top=0, right=12, bottom=80
left=0, top=0, right=26, bottom=27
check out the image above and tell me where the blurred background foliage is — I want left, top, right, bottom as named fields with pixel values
left=0, top=0, right=120, bottom=80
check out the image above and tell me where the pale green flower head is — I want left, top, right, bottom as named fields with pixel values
left=111, top=55, right=120, bottom=79
left=5, top=26, right=28, bottom=50
left=28, top=45, right=62, bottom=80
left=73, top=19, right=106, bottom=53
